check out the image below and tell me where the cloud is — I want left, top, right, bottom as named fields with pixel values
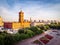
left=0, top=0, right=60, bottom=22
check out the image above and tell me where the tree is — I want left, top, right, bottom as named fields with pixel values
left=0, top=35, right=4, bottom=45
left=25, top=30, right=35, bottom=37
left=18, top=29, right=24, bottom=34
left=14, top=33, right=21, bottom=41
left=4, top=34, right=15, bottom=45
left=29, top=26, right=43, bottom=34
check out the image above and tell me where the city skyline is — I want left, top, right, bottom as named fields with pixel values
left=0, top=0, right=60, bottom=22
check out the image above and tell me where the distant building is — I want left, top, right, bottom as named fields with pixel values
left=34, top=20, right=36, bottom=22
left=31, top=22, right=45, bottom=26
left=39, top=20, right=41, bottom=22
left=0, top=16, right=3, bottom=27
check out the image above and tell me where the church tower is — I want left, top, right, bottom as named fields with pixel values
left=19, top=10, right=24, bottom=23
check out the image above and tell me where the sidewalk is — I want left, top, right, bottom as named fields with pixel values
left=46, top=30, right=60, bottom=45
left=14, top=30, right=60, bottom=45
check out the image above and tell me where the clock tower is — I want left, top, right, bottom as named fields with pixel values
left=19, top=10, right=24, bottom=23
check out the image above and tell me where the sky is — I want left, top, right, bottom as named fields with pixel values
left=0, top=0, right=60, bottom=22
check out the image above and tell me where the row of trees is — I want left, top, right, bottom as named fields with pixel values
left=0, top=22, right=60, bottom=45
left=48, top=22, right=60, bottom=29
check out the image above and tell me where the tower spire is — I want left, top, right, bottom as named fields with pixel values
left=30, top=17, right=32, bottom=22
